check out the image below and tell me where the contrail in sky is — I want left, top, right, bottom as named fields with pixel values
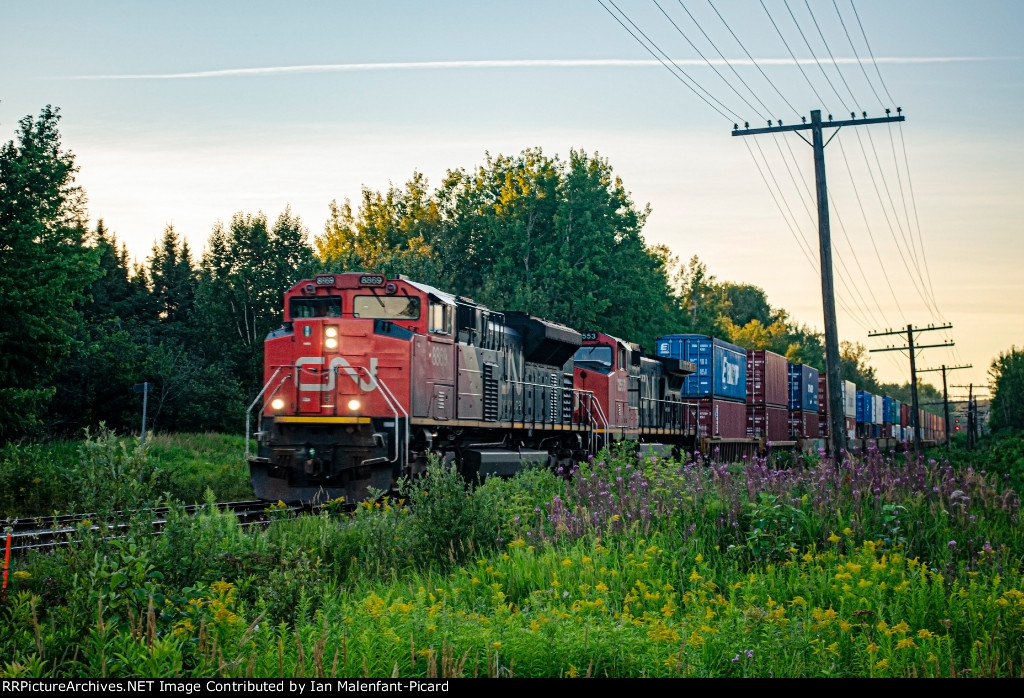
left=70, top=56, right=1007, bottom=79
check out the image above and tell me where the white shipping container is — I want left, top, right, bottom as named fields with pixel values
left=873, top=395, right=884, bottom=425
left=843, top=380, right=857, bottom=418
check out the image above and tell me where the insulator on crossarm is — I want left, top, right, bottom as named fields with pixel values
left=862, top=111, right=867, bottom=118
left=745, top=121, right=750, bottom=129
left=851, top=112, right=856, bottom=119
left=801, top=116, right=806, bottom=123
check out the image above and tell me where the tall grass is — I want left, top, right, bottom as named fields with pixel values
left=1, top=436, right=1021, bottom=677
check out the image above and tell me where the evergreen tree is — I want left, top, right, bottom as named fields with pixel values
left=0, top=106, right=99, bottom=438
left=197, top=208, right=316, bottom=397
left=50, top=221, right=149, bottom=432
left=989, top=346, right=1024, bottom=431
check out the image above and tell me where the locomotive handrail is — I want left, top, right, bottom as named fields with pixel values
left=638, top=396, right=698, bottom=436
left=245, top=366, right=289, bottom=460
left=332, top=363, right=408, bottom=467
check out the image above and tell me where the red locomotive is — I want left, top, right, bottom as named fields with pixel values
left=246, top=273, right=697, bottom=503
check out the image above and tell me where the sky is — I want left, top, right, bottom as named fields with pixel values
left=2, top=0, right=1022, bottom=394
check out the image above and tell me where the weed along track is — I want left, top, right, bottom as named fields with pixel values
left=2, top=500, right=301, bottom=557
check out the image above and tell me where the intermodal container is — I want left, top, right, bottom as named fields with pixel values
left=746, top=404, right=789, bottom=442
left=788, top=409, right=820, bottom=439
left=656, top=335, right=747, bottom=401
left=843, top=380, right=857, bottom=418
left=845, top=416, right=857, bottom=439
left=857, top=391, right=874, bottom=424
left=873, top=395, right=884, bottom=426
left=882, top=396, right=896, bottom=424
left=818, top=374, right=829, bottom=437
left=746, top=349, right=788, bottom=406
left=900, top=403, right=910, bottom=429
left=688, top=398, right=748, bottom=439
left=787, top=363, right=820, bottom=412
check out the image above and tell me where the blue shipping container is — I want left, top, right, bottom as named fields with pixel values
left=655, top=335, right=747, bottom=401
left=856, top=391, right=874, bottom=424
left=787, top=363, right=820, bottom=412
left=882, top=396, right=895, bottom=424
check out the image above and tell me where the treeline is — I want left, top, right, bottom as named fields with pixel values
left=0, top=106, right=934, bottom=440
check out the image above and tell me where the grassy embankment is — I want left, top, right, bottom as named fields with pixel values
left=1, top=432, right=1022, bottom=677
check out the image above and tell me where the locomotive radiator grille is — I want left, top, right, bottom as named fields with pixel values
left=549, top=373, right=559, bottom=423
left=561, top=373, right=574, bottom=423
left=483, top=362, right=499, bottom=422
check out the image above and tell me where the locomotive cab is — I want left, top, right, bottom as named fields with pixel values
left=250, top=273, right=428, bottom=503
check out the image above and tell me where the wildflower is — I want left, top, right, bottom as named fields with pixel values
left=948, top=540, right=956, bottom=548
left=827, top=532, right=841, bottom=544
left=895, top=638, right=917, bottom=650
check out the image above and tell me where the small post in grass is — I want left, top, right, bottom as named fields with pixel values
left=134, top=382, right=151, bottom=446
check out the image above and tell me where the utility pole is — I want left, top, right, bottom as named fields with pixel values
left=918, top=364, right=971, bottom=449
left=734, top=108, right=904, bottom=460
left=952, top=384, right=989, bottom=449
left=868, top=324, right=953, bottom=460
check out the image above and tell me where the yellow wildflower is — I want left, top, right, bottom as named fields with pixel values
left=828, top=532, right=841, bottom=544
left=896, top=637, right=917, bottom=650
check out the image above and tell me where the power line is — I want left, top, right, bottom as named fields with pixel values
left=652, top=0, right=766, bottom=121
left=674, top=0, right=776, bottom=120
left=835, top=134, right=906, bottom=320
left=832, top=0, right=885, bottom=110
left=598, top=0, right=739, bottom=122
left=782, top=0, right=849, bottom=111
left=760, top=0, right=830, bottom=110
left=706, top=0, right=800, bottom=117
left=802, top=0, right=860, bottom=108
left=849, top=0, right=897, bottom=105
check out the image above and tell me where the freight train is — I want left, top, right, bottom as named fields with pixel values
left=246, top=272, right=946, bottom=504
left=246, top=273, right=698, bottom=504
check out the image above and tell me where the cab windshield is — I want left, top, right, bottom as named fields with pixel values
left=574, top=345, right=613, bottom=371
left=290, top=296, right=342, bottom=319
left=353, top=295, right=421, bottom=319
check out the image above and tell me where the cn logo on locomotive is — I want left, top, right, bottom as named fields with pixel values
left=295, top=356, right=378, bottom=392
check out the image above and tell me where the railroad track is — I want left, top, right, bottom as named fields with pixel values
left=1, top=500, right=303, bottom=558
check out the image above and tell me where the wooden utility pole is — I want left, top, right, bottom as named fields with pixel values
left=918, top=364, right=971, bottom=449
left=868, top=324, right=953, bottom=459
left=952, top=384, right=989, bottom=449
left=733, top=109, right=904, bottom=460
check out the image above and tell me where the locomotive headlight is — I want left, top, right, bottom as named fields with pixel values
left=347, top=399, right=361, bottom=411
left=324, top=326, right=338, bottom=338
left=270, top=398, right=285, bottom=410
left=324, top=337, right=339, bottom=349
